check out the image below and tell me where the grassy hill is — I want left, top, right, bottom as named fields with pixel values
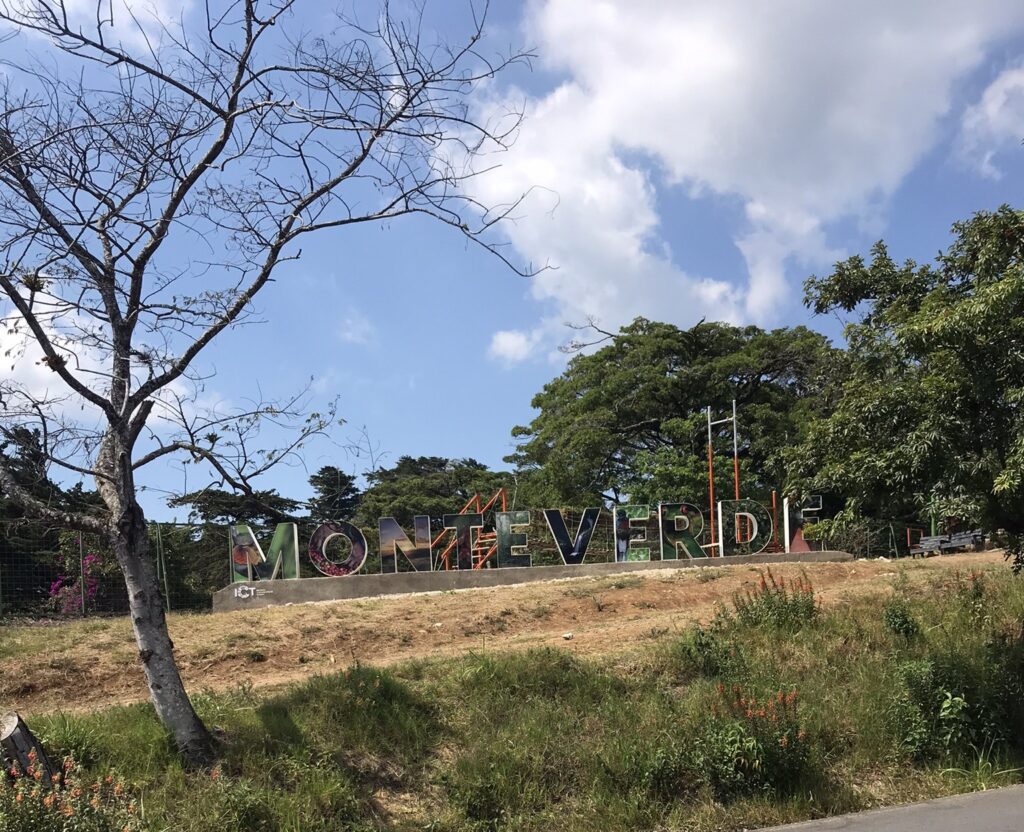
left=2, top=555, right=1023, bottom=830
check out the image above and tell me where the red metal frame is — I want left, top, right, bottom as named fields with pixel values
left=433, top=487, right=509, bottom=570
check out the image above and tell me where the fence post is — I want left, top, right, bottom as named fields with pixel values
left=156, top=523, right=170, bottom=613
left=78, top=533, right=86, bottom=616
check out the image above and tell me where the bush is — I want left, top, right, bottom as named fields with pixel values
left=883, top=598, right=920, bottom=640
left=690, top=685, right=812, bottom=801
left=675, top=625, right=746, bottom=679
left=0, top=755, right=141, bottom=832
left=732, top=569, right=818, bottom=630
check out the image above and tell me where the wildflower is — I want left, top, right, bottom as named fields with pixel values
left=27, top=750, right=37, bottom=763
left=779, top=735, right=789, bottom=748
left=91, top=797, right=101, bottom=809
left=43, top=794, right=55, bottom=808
left=71, top=787, right=83, bottom=798
left=797, top=728, right=807, bottom=742
left=114, top=782, right=124, bottom=796
left=105, top=775, right=113, bottom=785
left=15, top=793, right=23, bottom=803
left=63, top=804, right=74, bottom=816
left=211, top=768, right=221, bottom=781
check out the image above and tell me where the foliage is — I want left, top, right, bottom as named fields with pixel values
left=731, top=568, right=818, bottom=630
left=508, top=318, right=837, bottom=506
left=306, top=467, right=361, bottom=523
left=0, top=430, right=70, bottom=613
left=354, top=456, right=512, bottom=528
left=0, top=754, right=141, bottom=832
left=166, top=490, right=301, bottom=526
left=703, top=685, right=811, bottom=798
left=675, top=625, right=748, bottom=679
left=793, top=206, right=1024, bottom=567
left=16, top=562, right=1024, bottom=830
left=883, top=597, right=920, bottom=640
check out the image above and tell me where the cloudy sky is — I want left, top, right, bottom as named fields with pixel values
left=6, top=0, right=1024, bottom=518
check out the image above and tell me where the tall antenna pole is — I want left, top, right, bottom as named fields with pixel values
left=732, top=399, right=740, bottom=500
left=707, top=405, right=716, bottom=550
left=732, top=399, right=741, bottom=542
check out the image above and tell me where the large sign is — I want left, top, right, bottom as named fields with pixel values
left=228, top=495, right=815, bottom=583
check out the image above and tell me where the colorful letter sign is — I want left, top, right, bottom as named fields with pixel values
left=228, top=496, right=799, bottom=582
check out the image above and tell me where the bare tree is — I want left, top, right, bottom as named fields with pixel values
left=0, top=0, right=529, bottom=766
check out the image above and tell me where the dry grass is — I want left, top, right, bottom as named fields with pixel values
left=0, top=550, right=1004, bottom=715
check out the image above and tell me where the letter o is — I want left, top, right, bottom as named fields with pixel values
left=308, top=521, right=369, bottom=576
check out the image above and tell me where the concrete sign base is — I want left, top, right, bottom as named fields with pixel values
left=212, top=550, right=854, bottom=612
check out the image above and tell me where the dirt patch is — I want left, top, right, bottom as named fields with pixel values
left=0, top=551, right=1004, bottom=714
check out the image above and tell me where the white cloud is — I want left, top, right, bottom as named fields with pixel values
left=474, top=0, right=1024, bottom=361
left=488, top=329, right=542, bottom=364
left=0, top=1, right=192, bottom=52
left=338, top=310, right=375, bottom=346
left=960, top=62, right=1024, bottom=179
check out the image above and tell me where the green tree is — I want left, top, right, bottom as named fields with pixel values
left=792, top=206, right=1024, bottom=566
left=355, top=456, right=512, bottom=528
left=0, top=428, right=62, bottom=612
left=508, top=319, right=836, bottom=507
left=307, top=466, right=361, bottom=522
left=167, top=489, right=300, bottom=526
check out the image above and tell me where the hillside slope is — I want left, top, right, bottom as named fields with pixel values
left=0, top=551, right=1004, bottom=715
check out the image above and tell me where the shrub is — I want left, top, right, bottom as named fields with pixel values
left=732, top=569, right=818, bottom=630
left=883, top=598, right=920, bottom=640
left=0, top=754, right=141, bottom=832
left=675, top=625, right=746, bottom=679
left=695, top=685, right=812, bottom=800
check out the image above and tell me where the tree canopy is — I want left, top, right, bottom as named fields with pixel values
left=167, top=488, right=301, bottom=526
left=792, top=206, right=1024, bottom=565
left=507, top=319, right=836, bottom=507
left=307, top=466, right=361, bottom=523
left=355, top=456, right=512, bottom=528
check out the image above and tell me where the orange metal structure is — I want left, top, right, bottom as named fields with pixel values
left=433, top=487, right=509, bottom=570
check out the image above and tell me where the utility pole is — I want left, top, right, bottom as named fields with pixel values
left=706, top=400, right=742, bottom=554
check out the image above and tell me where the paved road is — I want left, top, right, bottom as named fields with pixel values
left=762, top=786, right=1024, bottom=831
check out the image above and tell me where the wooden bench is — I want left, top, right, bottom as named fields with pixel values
left=909, top=529, right=984, bottom=557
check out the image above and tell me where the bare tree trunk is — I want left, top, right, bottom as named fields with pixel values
left=98, top=433, right=214, bottom=767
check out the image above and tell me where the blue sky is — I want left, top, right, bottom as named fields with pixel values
left=4, top=1, right=1024, bottom=520
left=147, top=0, right=1024, bottom=519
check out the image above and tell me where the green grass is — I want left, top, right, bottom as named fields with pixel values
left=4, top=564, right=1024, bottom=831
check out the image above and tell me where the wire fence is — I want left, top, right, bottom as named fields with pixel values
left=0, top=520, right=230, bottom=618
left=0, top=509, right=920, bottom=620
left=0, top=510, right=630, bottom=619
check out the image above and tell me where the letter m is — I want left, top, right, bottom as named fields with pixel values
left=229, top=523, right=300, bottom=582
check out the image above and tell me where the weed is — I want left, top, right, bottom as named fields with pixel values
left=732, top=569, right=818, bottom=630
left=675, top=625, right=746, bottom=679
left=883, top=598, right=920, bottom=640
left=0, top=754, right=141, bottom=832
